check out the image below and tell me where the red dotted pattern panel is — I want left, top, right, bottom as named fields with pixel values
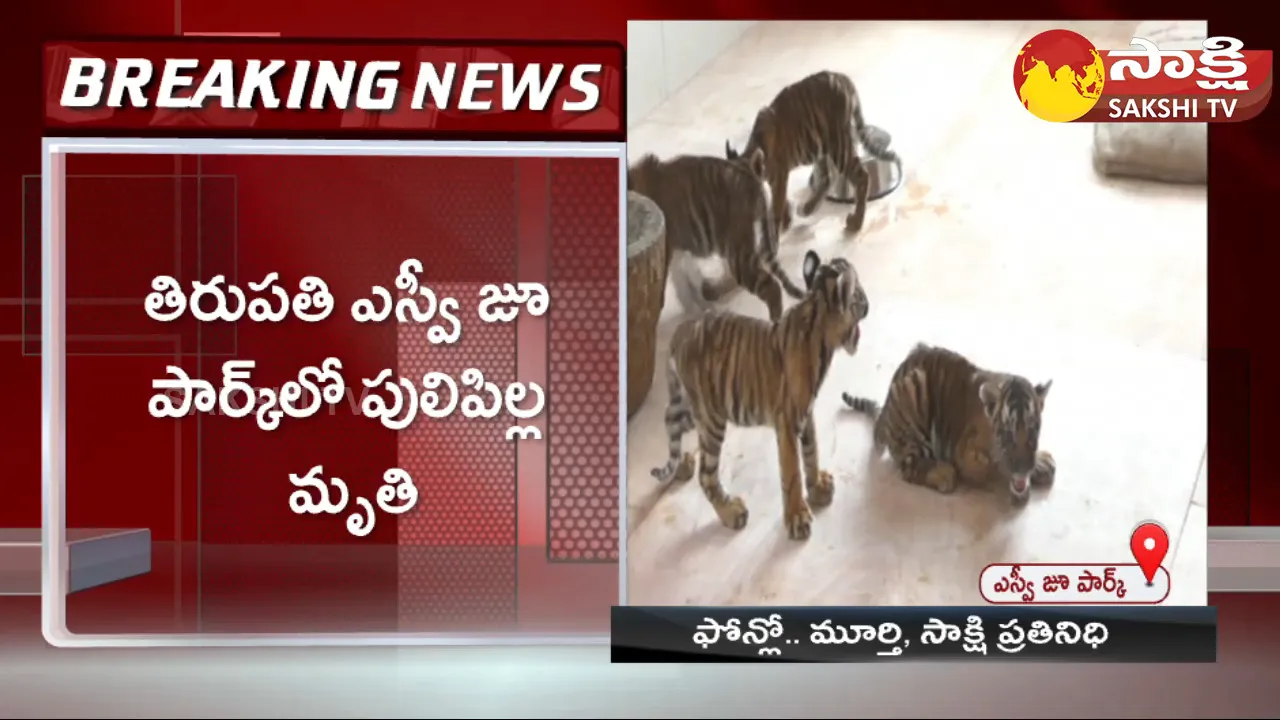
left=387, top=158, right=518, bottom=629
left=397, top=283, right=517, bottom=628
left=395, top=546, right=518, bottom=631
left=547, top=158, right=621, bottom=562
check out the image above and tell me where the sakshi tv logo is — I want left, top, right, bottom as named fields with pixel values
left=1013, top=29, right=1273, bottom=123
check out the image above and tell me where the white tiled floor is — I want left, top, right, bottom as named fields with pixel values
left=624, top=21, right=1208, bottom=606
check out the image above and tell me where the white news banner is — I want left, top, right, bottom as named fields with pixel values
left=979, top=564, right=1171, bottom=604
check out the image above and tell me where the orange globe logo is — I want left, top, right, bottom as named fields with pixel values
left=1014, top=29, right=1107, bottom=122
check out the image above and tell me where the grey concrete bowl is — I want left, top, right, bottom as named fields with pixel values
left=808, top=125, right=902, bottom=204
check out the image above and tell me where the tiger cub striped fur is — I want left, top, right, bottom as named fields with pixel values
left=627, top=151, right=805, bottom=321
left=651, top=250, right=870, bottom=540
left=725, top=70, right=902, bottom=238
left=842, top=343, right=1055, bottom=507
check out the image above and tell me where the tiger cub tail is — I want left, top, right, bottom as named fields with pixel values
left=850, top=100, right=902, bottom=176
left=743, top=149, right=806, bottom=301
left=761, top=253, right=806, bottom=300
left=651, top=353, right=696, bottom=483
left=842, top=392, right=880, bottom=418
left=842, top=391, right=886, bottom=452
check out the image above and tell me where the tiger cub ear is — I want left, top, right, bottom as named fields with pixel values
left=746, top=148, right=767, bottom=178
left=978, top=380, right=1002, bottom=419
left=802, top=251, right=822, bottom=290
left=1034, top=379, right=1053, bottom=402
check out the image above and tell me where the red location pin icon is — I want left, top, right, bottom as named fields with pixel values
left=1130, top=521, right=1170, bottom=586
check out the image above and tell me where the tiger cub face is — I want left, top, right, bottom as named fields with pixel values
left=979, top=377, right=1052, bottom=485
left=800, top=250, right=869, bottom=355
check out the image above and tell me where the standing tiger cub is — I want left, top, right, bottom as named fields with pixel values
left=842, top=343, right=1055, bottom=507
left=651, top=250, right=870, bottom=540
left=627, top=151, right=804, bottom=321
left=725, top=70, right=901, bottom=238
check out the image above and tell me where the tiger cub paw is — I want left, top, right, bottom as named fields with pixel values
left=807, top=470, right=835, bottom=508
left=674, top=453, right=696, bottom=482
left=651, top=453, right=696, bottom=483
left=785, top=503, right=814, bottom=541
left=924, top=464, right=959, bottom=495
left=1031, top=450, right=1056, bottom=488
left=844, top=210, right=867, bottom=235
left=799, top=195, right=823, bottom=217
left=715, top=496, right=750, bottom=531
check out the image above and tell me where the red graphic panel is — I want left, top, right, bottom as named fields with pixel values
left=41, top=151, right=617, bottom=637
left=42, top=40, right=624, bottom=140
left=552, top=65, right=623, bottom=131
left=1208, top=348, right=1249, bottom=525
left=21, top=174, right=238, bottom=357
left=546, top=158, right=620, bottom=562
left=43, top=44, right=115, bottom=124
left=397, top=282, right=519, bottom=631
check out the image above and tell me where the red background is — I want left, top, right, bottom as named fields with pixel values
left=0, top=0, right=1278, bottom=716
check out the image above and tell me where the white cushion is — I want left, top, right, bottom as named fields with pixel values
left=1132, top=20, right=1208, bottom=50
left=1092, top=21, right=1208, bottom=185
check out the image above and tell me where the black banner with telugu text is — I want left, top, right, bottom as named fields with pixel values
left=610, top=606, right=1217, bottom=663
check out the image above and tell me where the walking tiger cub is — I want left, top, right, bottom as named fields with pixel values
left=725, top=70, right=902, bottom=238
left=627, top=151, right=805, bottom=321
left=841, top=343, right=1055, bottom=507
left=651, top=250, right=870, bottom=540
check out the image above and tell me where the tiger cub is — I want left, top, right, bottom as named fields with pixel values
left=628, top=151, right=804, bottom=321
left=725, top=70, right=901, bottom=238
left=651, top=250, right=870, bottom=540
left=841, top=343, right=1055, bottom=507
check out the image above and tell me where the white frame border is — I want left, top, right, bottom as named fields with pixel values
left=44, top=138, right=1272, bottom=647
left=41, top=137, right=629, bottom=648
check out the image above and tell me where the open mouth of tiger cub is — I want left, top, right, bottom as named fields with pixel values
left=845, top=323, right=861, bottom=353
left=1011, top=473, right=1031, bottom=495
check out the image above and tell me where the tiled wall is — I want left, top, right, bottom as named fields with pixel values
left=626, top=21, right=757, bottom=128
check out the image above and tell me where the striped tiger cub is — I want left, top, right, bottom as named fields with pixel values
left=842, top=344, right=1055, bottom=507
left=725, top=70, right=901, bottom=237
left=627, top=151, right=805, bottom=321
left=651, top=250, right=870, bottom=540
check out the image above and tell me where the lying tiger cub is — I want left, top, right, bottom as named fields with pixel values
left=843, top=343, right=1054, bottom=506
